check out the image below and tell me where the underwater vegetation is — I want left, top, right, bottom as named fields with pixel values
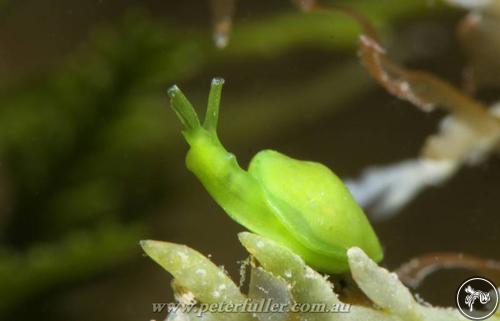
left=142, top=232, right=500, bottom=321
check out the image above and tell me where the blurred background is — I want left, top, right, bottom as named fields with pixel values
left=0, top=0, right=499, bottom=320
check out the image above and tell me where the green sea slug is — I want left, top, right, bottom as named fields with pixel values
left=168, top=78, right=383, bottom=273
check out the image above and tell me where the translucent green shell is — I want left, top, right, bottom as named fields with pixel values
left=168, top=78, right=383, bottom=273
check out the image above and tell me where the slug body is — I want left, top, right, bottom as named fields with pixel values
left=168, top=79, right=383, bottom=273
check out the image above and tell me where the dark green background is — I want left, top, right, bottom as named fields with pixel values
left=0, top=1, right=498, bottom=320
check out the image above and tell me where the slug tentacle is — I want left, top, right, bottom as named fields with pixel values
left=167, top=85, right=201, bottom=133
left=204, top=78, right=224, bottom=133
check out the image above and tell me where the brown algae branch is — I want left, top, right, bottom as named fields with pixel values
left=306, top=0, right=498, bottom=127
left=357, top=34, right=499, bottom=132
left=352, top=8, right=500, bottom=163
left=396, top=252, right=500, bottom=289
left=210, top=0, right=236, bottom=48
